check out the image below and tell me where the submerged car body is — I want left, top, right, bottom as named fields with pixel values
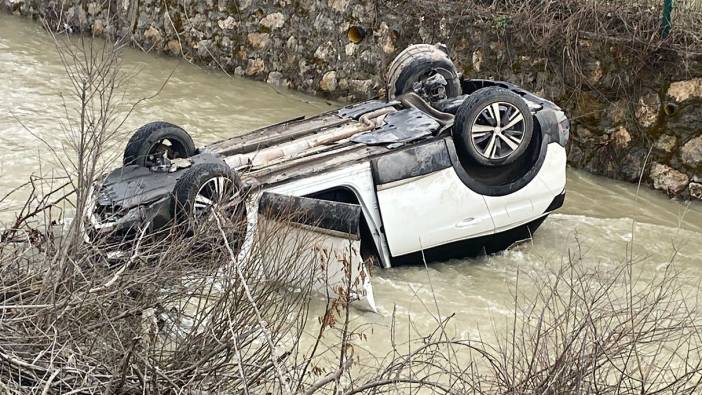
left=86, top=45, right=569, bottom=311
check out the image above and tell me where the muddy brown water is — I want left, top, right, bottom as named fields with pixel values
left=2, top=15, right=702, bottom=359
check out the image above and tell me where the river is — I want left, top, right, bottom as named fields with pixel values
left=2, top=15, right=701, bottom=360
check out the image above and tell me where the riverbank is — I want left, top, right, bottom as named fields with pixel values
left=3, top=0, right=702, bottom=200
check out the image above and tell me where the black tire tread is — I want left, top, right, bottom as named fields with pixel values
left=123, top=122, right=196, bottom=167
left=386, top=44, right=461, bottom=100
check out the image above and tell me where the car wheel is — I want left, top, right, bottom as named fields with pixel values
left=453, top=87, right=533, bottom=167
left=386, top=44, right=461, bottom=101
left=172, top=162, right=246, bottom=233
left=123, top=122, right=196, bottom=167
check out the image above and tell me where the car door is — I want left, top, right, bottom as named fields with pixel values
left=373, top=142, right=495, bottom=257
left=482, top=144, right=567, bottom=232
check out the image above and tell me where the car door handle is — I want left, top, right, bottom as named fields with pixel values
left=455, top=217, right=479, bottom=228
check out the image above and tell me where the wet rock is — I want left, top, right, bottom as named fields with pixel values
left=681, top=135, right=702, bottom=168
left=621, top=148, right=648, bottom=182
left=260, top=12, right=285, bottom=30
left=196, top=40, right=212, bottom=58
left=654, top=134, right=677, bottom=154
left=166, top=39, right=181, bottom=55
left=650, top=163, right=689, bottom=195
left=267, top=71, right=286, bottom=86
left=67, top=5, right=88, bottom=28
left=567, top=143, right=587, bottom=167
left=320, top=71, right=337, bottom=92
left=689, top=182, right=702, bottom=200
left=667, top=78, right=702, bottom=102
left=635, top=92, right=660, bottom=128
left=92, top=19, right=105, bottom=35
left=245, top=58, right=265, bottom=76
left=144, top=26, right=162, bottom=44
left=247, top=32, right=270, bottom=49
left=218, top=16, right=238, bottom=30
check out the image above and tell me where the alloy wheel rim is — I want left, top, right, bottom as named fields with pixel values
left=193, top=176, right=231, bottom=218
left=470, top=102, right=526, bottom=160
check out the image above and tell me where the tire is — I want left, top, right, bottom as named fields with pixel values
left=453, top=87, right=533, bottom=167
left=123, top=122, right=196, bottom=167
left=172, top=162, right=245, bottom=226
left=386, top=44, right=461, bottom=101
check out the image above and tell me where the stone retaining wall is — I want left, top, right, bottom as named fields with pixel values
left=3, top=0, right=702, bottom=199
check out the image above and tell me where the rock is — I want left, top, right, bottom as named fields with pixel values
left=348, top=79, right=374, bottom=96
left=196, top=40, right=212, bottom=59
left=166, top=39, right=181, bottom=55
left=144, top=26, right=162, bottom=43
left=92, top=19, right=105, bottom=35
left=345, top=43, right=356, bottom=57
left=260, top=12, right=285, bottom=30
left=87, top=2, right=100, bottom=16
left=320, top=71, right=338, bottom=92
left=690, top=182, right=702, bottom=200
left=266, top=71, right=285, bottom=86
left=667, top=79, right=702, bottom=102
left=67, top=5, right=88, bottom=28
left=329, top=0, right=350, bottom=12
left=299, top=59, right=312, bottom=76
left=583, top=59, right=604, bottom=84
left=650, top=163, right=689, bottom=195
left=472, top=48, right=483, bottom=72
left=286, top=36, right=298, bottom=51
left=635, top=92, right=660, bottom=128
left=665, top=105, right=702, bottom=136
left=608, top=126, right=631, bottom=149
left=654, top=134, right=677, bottom=153
left=314, top=41, right=335, bottom=62
left=378, top=22, right=395, bottom=55
left=218, top=16, right=238, bottom=30
left=621, top=148, right=648, bottom=182
left=681, top=135, right=702, bottom=168
left=245, top=58, right=265, bottom=76
left=247, top=33, right=270, bottom=49
left=234, top=66, right=245, bottom=76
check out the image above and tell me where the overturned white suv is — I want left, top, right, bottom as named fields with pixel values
left=86, top=44, right=569, bottom=310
